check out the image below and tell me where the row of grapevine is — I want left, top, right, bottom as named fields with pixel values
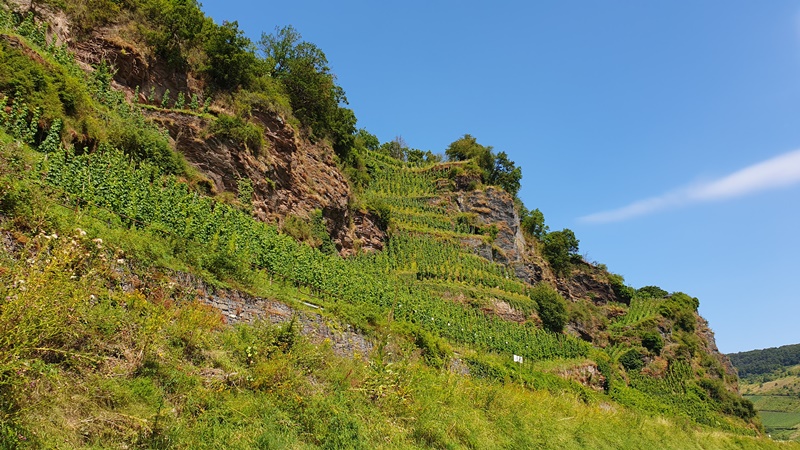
left=37, top=144, right=590, bottom=362
left=610, top=297, right=662, bottom=330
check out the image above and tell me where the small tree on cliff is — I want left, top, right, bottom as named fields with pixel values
left=542, top=229, right=580, bottom=276
left=530, top=283, right=568, bottom=333
left=445, top=135, right=522, bottom=196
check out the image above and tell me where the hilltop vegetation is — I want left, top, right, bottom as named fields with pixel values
left=1, top=1, right=798, bottom=448
left=730, top=344, right=800, bottom=381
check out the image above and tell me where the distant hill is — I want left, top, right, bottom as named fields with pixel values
left=730, top=344, right=800, bottom=441
left=729, top=344, right=800, bottom=380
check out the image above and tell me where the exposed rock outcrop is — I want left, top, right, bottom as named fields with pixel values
left=146, top=109, right=383, bottom=256
left=696, top=315, right=739, bottom=383
left=454, top=187, right=526, bottom=264
left=560, top=269, right=620, bottom=305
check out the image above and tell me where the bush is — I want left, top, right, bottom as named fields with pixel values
left=637, top=285, right=668, bottom=299
left=310, top=209, right=337, bottom=256
left=619, top=349, right=644, bottom=371
left=641, top=331, right=664, bottom=355
left=208, top=113, right=263, bottom=153
left=444, top=134, right=521, bottom=196
left=608, top=273, right=634, bottom=305
left=365, top=198, right=391, bottom=231
left=697, top=378, right=757, bottom=420
left=530, top=284, right=568, bottom=333
left=414, top=329, right=451, bottom=369
left=671, top=309, right=695, bottom=332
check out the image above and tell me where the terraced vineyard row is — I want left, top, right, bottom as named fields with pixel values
left=610, top=297, right=662, bottom=330
left=34, top=142, right=592, bottom=362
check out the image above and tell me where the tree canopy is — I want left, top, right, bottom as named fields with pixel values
left=259, top=25, right=355, bottom=154
left=542, top=229, right=580, bottom=276
left=445, top=134, right=521, bottom=196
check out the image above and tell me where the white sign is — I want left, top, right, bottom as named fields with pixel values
left=513, top=354, right=523, bottom=363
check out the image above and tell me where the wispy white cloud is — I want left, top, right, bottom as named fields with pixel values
left=579, top=149, right=800, bottom=224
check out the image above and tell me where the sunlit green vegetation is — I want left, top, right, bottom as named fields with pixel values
left=0, top=2, right=794, bottom=447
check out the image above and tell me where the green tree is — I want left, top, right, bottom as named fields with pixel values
left=642, top=331, right=664, bottom=355
left=259, top=25, right=355, bottom=154
left=521, top=208, right=548, bottom=239
left=446, top=134, right=493, bottom=171
left=356, top=129, right=380, bottom=151
left=530, top=284, right=568, bottom=333
left=203, top=20, right=258, bottom=90
left=379, top=136, right=408, bottom=160
left=637, top=285, right=668, bottom=299
left=490, top=151, right=522, bottom=196
left=139, top=0, right=206, bottom=69
left=542, top=229, right=580, bottom=276
left=445, top=135, right=522, bottom=196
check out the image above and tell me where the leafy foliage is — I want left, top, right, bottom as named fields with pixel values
left=521, top=207, right=548, bottom=239
left=208, top=113, right=264, bottom=153
left=541, top=229, right=580, bottom=276
left=445, top=134, right=522, bottom=196
left=203, top=20, right=260, bottom=90
left=259, top=25, right=355, bottom=152
left=530, top=284, right=568, bottom=333
left=729, top=343, right=800, bottom=379
left=641, top=331, right=665, bottom=355
left=619, top=348, right=645, bottom=371
left=638, top=285, right=669, bottom=299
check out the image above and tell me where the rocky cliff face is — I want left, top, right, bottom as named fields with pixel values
left=453, top=186, right=622, bottom=305
left=454, top=186, right=526, bottom=264
left=144, top=108, right=384, bottom=256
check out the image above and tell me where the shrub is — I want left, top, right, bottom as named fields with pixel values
left=697, top=378, right=757, bottom=420
left=619, top=349, right=644, bottom=371
left=637, top=285, right=668, bottom=299
left=282, top=214, right=315, bottom=245
left=608, top=273, right=634, bottom=304
left=530, top=283, right=568, bottom=333
left=444, top=134, right=521, bottom=196
left=365, top=198, right=391, bottom=230
left=673, top=310, right=696, bottom=332
left=310, top=209, right=337, bottom=256
left=208, top=113, right=263, bottom=153
left=414, top=329, right=451, bottom=369
left=641, top=331, right=664, bottom=355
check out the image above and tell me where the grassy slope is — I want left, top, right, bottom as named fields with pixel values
left=0, top=8, right=797, bottom=449
left=0, top=153, right=794, bottom=449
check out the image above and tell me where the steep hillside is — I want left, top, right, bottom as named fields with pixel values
left=1, top=1, right=797, bottom=448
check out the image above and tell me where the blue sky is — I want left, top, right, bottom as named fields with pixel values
left=200, top=1, right=800, bottom=353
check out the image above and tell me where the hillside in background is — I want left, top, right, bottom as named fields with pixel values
left=730, top=345, right=800, bottom=441
left=0, top=0, right=798, bottom=448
